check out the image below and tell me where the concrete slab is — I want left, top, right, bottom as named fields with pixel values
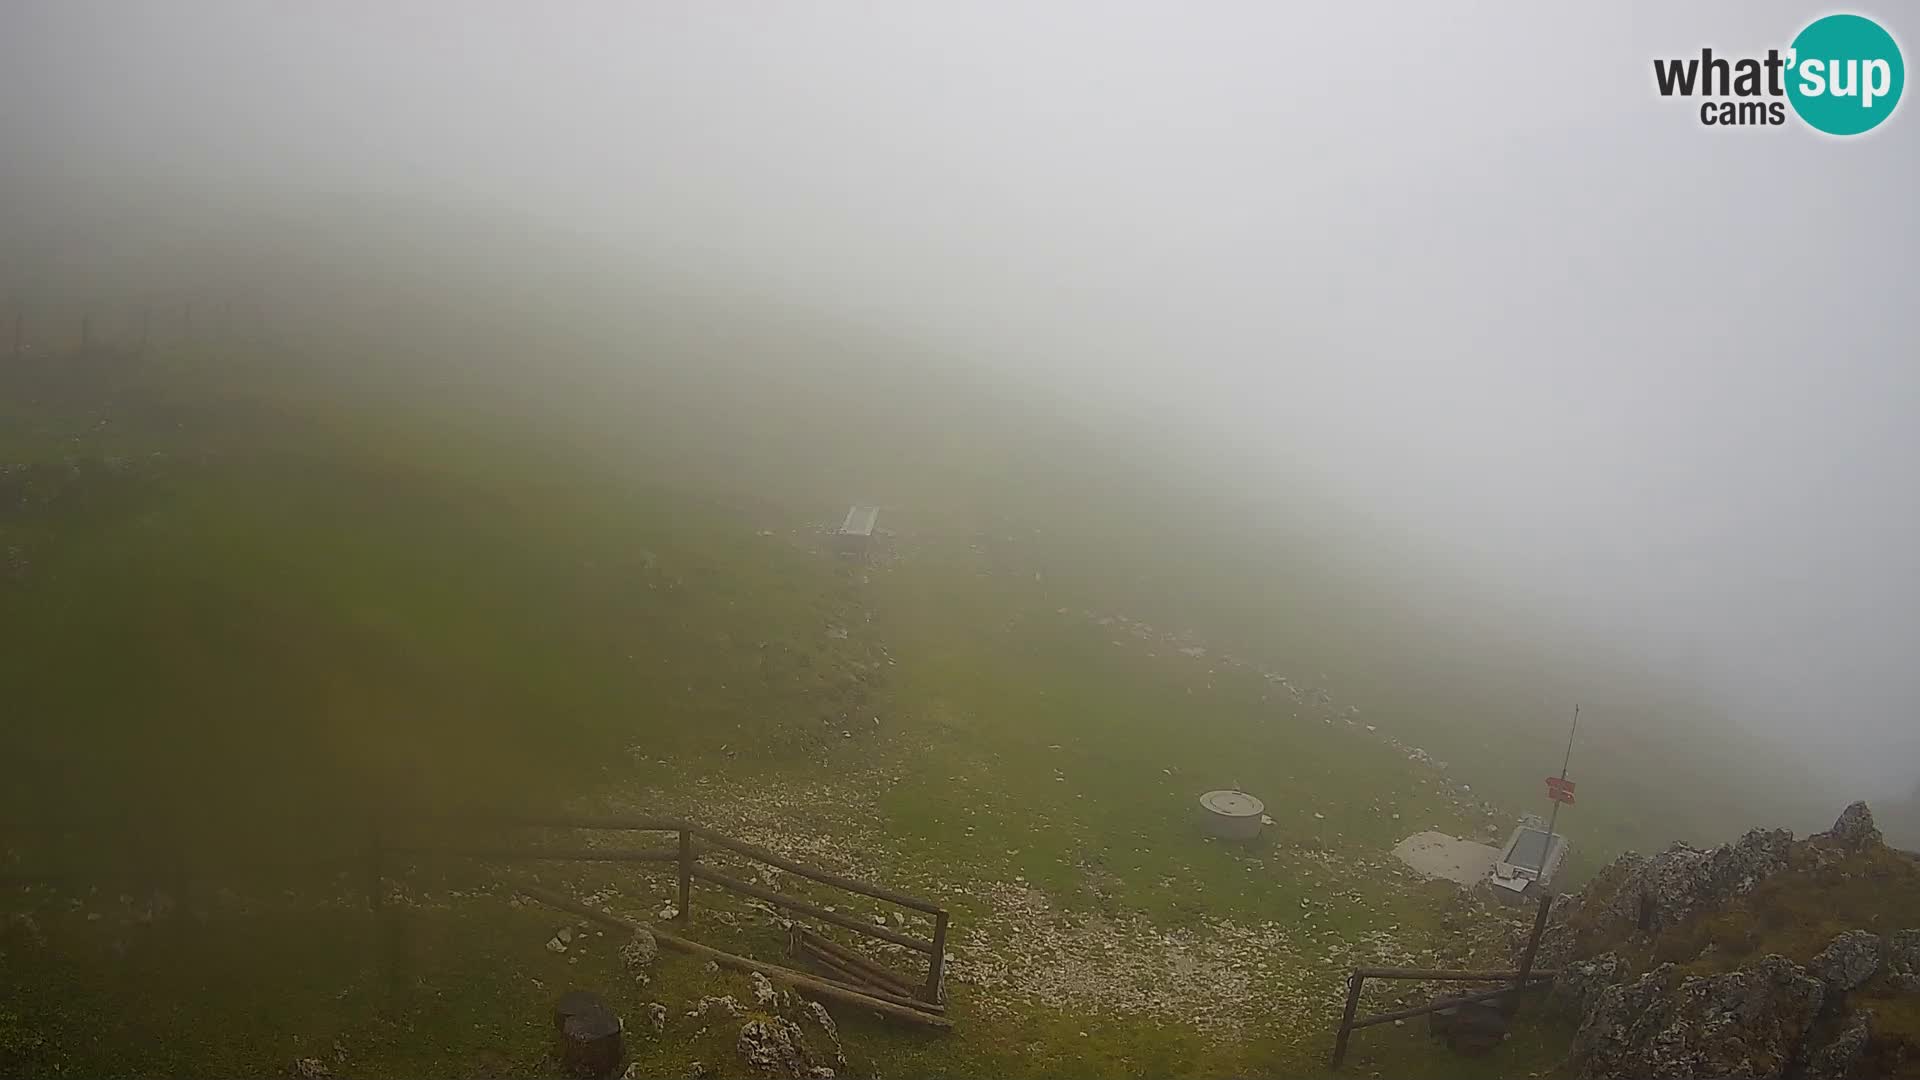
left=1391, top=831, right=1501, bottom=886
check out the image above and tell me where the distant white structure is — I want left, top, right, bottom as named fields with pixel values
left=836, top=505, right=879, bottom=556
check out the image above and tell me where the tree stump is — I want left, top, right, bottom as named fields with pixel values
left=1429, top=1000, right=1509, bottom=1056
left=553, top=990, right=624, bottom=1078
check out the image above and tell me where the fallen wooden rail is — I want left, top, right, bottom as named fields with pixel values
left=787, top=938, right=949, bottom=1015
left=797, top=927, right=923, bottom=1001
left=514, top=883, right=951, bottom=1030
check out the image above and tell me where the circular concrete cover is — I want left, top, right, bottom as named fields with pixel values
left=1199, top=790, right=1265, bottom=818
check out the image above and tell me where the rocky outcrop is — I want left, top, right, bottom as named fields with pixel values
left=1570, top=954, right=1825, bottom=1080
left=736, top=1017, right=815, bottom=1079
left=1550, top=951, right=1627, bottom=1020
left=1803, top=1011, right=1872, bottom=1080
left=1560, top=803, right=1920, bottom=1079
left=1809, top=930, right=1885, bottom=993
left=1814, top=802, right=1883, bottom=851
left=1578, top=827, right=1793, bottom=945
left=732, top=987, right=845, bottom=1079
left=1889, top=928, right=1920, bottom=992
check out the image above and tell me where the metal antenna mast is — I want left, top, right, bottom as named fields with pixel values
left=1537, top=704, right=1579, bottom=877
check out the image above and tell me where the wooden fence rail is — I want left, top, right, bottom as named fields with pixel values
left=436, top=813, right=951, bottom=1004
left=1, top=810, right=953, bottom=1009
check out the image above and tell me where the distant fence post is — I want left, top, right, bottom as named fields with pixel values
left=1331, top=971, right=1364, bottom=1070
left=170, top=836, right=191, bottom=920
left=365, top=822, right=385, bottom=912
left=677, top=827, right=693, bottom=922
left=924, top=909, right=950, bottom=1004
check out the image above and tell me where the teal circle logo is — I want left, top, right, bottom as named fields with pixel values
left=1787, top=14, right=1904, bottom=135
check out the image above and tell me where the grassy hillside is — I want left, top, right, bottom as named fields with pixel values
left=0, top=333, right=1839, bottom=1077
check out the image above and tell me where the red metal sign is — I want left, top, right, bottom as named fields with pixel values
left=1545, top=776, right=1577, bottom=804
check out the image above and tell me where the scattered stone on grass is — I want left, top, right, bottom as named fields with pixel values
left=620, top=928, right=658, bottom=975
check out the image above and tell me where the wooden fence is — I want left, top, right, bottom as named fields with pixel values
left=1330, top=893, right=1557, bottom=1069
left=382, top=813, right=950, bottom=1010
left=2, top=810, right=954, bottom=1026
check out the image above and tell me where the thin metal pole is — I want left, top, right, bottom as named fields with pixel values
left=1539, top=803, right=1562, bottom=878
left=1536, top=704, right=1578, bottom=877
left=1559, top=705, right=1580, bottom=778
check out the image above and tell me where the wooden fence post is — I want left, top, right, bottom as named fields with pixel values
left=677, top=827, right=692, bottom=922
left=1331, top=971, right=1364, bottom=1070
left=924, top=909, right=949, bottom=1004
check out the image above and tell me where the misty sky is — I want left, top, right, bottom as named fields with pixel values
left=3, top=2, right=1916, bottom=788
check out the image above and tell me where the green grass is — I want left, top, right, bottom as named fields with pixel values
left=0, top=342, right=1835, bottom=1077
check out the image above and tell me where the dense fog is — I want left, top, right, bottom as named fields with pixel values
left=4, top=0, right=1915, bottom=801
